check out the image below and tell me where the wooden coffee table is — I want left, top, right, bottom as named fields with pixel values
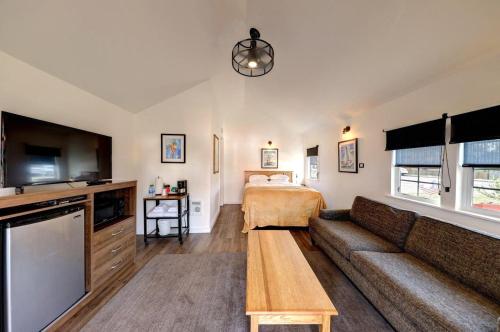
left=246, top=230, right=337, bottom=331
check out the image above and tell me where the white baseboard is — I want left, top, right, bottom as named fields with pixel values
left=210, top=209, right=221, bottom=229
left=223, top=201, right=242, bottom=205
left=189, top=226, right=211, bottom=233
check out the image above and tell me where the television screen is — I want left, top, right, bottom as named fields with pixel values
left=1, top=112, right=112, bottom=187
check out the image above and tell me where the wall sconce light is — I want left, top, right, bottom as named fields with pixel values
left=267, top=140, right=273, bottom=146
left=342, top=126, right=351, bottom=134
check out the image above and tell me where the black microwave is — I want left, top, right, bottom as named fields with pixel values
left=94, top=190, right=125, bottom=231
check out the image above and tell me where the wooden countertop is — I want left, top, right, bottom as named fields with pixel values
left=0, top=180, right=137, bottom=209
left=143, top=193, right=188, bottom=201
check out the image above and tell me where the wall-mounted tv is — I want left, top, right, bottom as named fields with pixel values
left=1, top=112, right=112, bottom=188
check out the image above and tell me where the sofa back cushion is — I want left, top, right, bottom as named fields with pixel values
left=405, top=216, right=500, bottom=302
left=349, top=196, right=416, bottom=248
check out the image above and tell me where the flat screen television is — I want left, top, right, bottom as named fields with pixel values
left=1, top=112, right=112, bottom=188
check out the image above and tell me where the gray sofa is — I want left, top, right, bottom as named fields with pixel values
left=309, top=196, right=500, bottom=332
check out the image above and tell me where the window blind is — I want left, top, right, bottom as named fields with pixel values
left=306, top=145, right=319, bottom=157
left=450, top=105, right=500, bottom=144
left=395, top=146, right=443, bottom=167
left=463, top=139, right=500, bottom=167
left=385, top=118, right=446, bottom=151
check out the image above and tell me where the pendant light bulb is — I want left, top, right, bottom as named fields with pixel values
left=248, top=60, right=258, bottom=68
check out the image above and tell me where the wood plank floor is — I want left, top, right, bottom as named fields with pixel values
left=59, top=204, right=392, bottom=331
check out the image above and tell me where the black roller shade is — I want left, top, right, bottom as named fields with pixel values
left=385, top=118, right=446, bottom=151
left=395, top=146, right=442, bottom=167
left=449, top=105, right=500, bottom=144
left=462, top=139, right=500, bottom=167
left=306, top=145, right=319, bottom=157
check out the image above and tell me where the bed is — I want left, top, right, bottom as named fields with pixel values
left=241, top=170, right=326, bottom=233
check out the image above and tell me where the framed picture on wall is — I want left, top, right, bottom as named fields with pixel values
left=213, top=134, right=220, bottom=174
left=338, top=138, right=358, bottom=173
left=161, top=134, right=186, bottom=163
left=261, top=148, right=278, bottom=169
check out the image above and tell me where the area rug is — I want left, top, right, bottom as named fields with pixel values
left=82, top=253, right=248, bottom=332
left=82, top=251, right=392, bottom=331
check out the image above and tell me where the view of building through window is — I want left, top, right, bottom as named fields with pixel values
left=472, top=168, right=500, bottom=212
left=399, top=167, right=440, bottom=203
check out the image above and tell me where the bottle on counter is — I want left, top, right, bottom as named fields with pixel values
left=155, top=176, right=164, bottom=195
left=148, top=184, right=155, bottom=196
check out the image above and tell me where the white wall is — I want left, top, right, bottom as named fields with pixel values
left=303, top=52, right=500, bottom=237
left=223, top=110, right=304, bottom=204
left=209, top=84, right=223, bottom=228
left=208, top=61, right=306, bottom=205
left=134, top=81, right=221, bottom=234
left=0, top=51, right=136, bottom=180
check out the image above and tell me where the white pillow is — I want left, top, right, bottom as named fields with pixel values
left=249, top=175, right=269, bottom=183
left=269, top=179, right=289, bottom=184
left=269, top=174, right=289, bottom=182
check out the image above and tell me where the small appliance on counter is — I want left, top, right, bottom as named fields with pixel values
left=177, top=180, right=188, bottom=194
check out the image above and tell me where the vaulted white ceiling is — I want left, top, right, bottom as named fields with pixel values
left=0, top=0, right=235, bottom=111
left=1, top=0, right=500, bottom=130
left=243, top=0, right=500, bottom=131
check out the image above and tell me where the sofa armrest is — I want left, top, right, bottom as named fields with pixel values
left=319, top=209, right=351, bottom=221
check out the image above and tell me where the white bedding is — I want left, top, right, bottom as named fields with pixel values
left=244, top=182, right=302, bottom=188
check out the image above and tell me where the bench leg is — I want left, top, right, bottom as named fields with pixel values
left=321, top=315, right=331, bottom=332
left=250, top=315, right=259, bottom=332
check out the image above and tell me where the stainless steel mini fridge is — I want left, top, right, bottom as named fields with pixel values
left=3, top=205, right=85, bottom=332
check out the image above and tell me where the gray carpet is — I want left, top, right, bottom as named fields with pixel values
left=83, top=251, right=393, bottom=331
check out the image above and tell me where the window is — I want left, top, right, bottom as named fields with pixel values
left=471, top=168, right=500, bottom=212
left=306, top=145, right=319, bottom=180
left=461, top=139, right=500, bottom=216
left=308, top=156, right=319, bottom=180
left=394, top=146, right=442, bottom=204
left=398, top=167, right=440, bottom=203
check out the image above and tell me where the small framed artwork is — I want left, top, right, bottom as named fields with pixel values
left=213, top=134, right=220, bottom=174
left=338, top=138, right=358, bottom=173
left=161, top=134, right=186, bottom=163
left=261, top=148, right=278, bottom=169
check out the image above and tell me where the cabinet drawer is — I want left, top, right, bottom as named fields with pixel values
left=93, top=217, right=135, bottom=252
left=94, top=232, right=136, bottom=268
left=93, top=244, right=135, bottom=289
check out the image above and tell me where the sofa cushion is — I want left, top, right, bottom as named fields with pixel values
left=351, top=251, right=500, bottom=332
left=319, top=209, right=351, bottom=221
left=405, top=216, right=500, bottom=302
left=309, top=218, right=401, bottom=260
left=350, top=196, right=416, bottom=248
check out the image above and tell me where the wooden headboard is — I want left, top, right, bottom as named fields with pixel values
left=244, top=170, right=294, bottom=183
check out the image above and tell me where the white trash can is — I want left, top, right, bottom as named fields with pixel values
left=158, top=219, right=171, bottom=235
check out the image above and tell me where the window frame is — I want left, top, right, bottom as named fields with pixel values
left=393, top=165, right=441, bottom=205
left=460, top=166, right=500, bottom=218
left=307, top=155, right=319, bottom=180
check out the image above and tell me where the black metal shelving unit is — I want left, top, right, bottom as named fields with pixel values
left=143, top=193, right=190, bottom=244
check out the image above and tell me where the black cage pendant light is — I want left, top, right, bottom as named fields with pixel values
left=232, top=28, right=274, bottom=77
